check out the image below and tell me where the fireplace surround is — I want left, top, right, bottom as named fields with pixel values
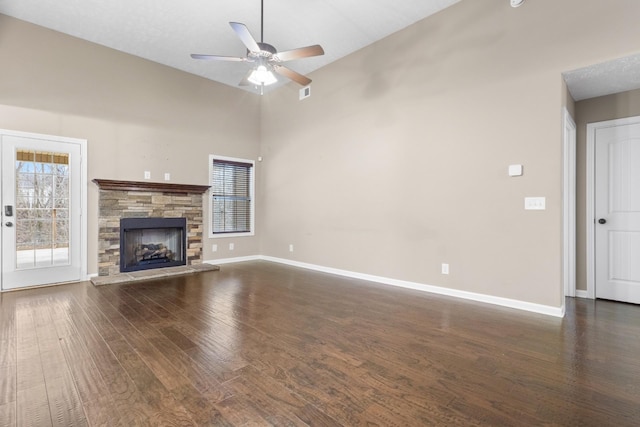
left=93, top=179, right=210, bottom=277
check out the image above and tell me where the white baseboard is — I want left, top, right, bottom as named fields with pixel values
left=204, top=255, right=261, bottom=265
left=208, top=255, right=564, bottom=318
left=575, top=290, right=590, bottom=299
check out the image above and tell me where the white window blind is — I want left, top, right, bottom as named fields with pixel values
left=211, top=158, right=254, bottom=235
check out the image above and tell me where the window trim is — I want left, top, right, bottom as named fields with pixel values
left=208, top=154, right=255, bottom=239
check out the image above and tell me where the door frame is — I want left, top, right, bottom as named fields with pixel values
left=585, top=115, right=640, bottom=300
left=563, top=108, right=577, bottom=297
left=0, top=128, right=87, bottom=290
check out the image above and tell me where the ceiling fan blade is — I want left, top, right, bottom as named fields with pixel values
left=190, top=54, right=247, bottom=62
left=229, top=22, right=261, bottom=53
left=273, top=65, right=312, bottom=86
left=274, top=45, right=325, bottom=62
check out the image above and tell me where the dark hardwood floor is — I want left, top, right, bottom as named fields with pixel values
left=1, top=260, right=639, bottom=426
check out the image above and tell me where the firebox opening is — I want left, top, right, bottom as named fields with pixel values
left=120, top=217, right=187, bottom=273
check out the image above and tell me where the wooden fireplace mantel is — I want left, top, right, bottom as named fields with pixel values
left=92, top=179, right=210, bottom=194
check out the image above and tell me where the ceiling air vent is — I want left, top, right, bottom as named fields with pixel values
left=299, top=86, right=311, bottom=100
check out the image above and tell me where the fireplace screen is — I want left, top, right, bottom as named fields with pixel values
left=120, top=217, right=186, bottom=273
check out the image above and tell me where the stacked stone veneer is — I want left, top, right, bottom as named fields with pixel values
left=97, top=190, right=205, bottom=276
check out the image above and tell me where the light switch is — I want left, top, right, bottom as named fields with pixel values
left=525, top=197, right=546, bottom=210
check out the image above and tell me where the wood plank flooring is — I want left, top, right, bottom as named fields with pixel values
left=1, top=260, right=639, bottom=426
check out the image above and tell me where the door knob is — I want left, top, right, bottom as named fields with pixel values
left=598, top=218, right=607, bottom=224
left=4, top=221, right=13, bottom=227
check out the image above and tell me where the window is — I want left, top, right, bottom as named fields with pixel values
left=209, top=155, right=255, bottom=238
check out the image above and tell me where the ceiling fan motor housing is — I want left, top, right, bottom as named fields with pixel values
left=250, top=42, right=277, bottom=59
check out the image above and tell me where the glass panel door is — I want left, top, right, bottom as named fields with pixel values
left=1, top=132, right=83, bottom=290
left=15, top=150, right=70, bottom=269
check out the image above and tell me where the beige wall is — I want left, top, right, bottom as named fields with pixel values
left=574, top=88, right=640, bottom=290
left=259, top=0, right=640, bottom=308
left=3, top=0, right=640, bottom=310
left=0, top=14, right=262, bottom=274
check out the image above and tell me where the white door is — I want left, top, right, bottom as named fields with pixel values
left=594, top=121, right=640, bottom=303
left=1, top=131, right=84, bottom=290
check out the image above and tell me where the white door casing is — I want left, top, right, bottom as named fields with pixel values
left=1, top=130, right=87, bottom=290
left=587, top=117, right=640, bottom=303
left=563, top=108, right=576, bottom=298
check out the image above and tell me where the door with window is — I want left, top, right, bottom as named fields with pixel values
left=1, top=131, right=84, bottom=290
left=594, top=119, right=640, bottom=304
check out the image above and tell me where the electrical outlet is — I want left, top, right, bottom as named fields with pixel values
left=144, top=171, right=151, bottom=179
left=289, top=244, right=294, bottom=252
left=229, top=243, right=234, bottom=250
left=164, top=172, right=170, bottom=181
left=211, top=244, right=217, bottom=252
left=441, top=263, right=450, bottom=275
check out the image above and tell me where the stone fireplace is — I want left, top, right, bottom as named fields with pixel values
left=93, top=179, right=210, bottom=277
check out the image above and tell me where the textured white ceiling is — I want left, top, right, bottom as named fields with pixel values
left=2, top=0, right=639, bottom=98
left=0, top=0, right=462, bottom=93
left=563, top=53, right=640, bottom=101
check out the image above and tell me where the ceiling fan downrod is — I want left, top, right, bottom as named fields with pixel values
left=260, top=0, right=264, bottom=43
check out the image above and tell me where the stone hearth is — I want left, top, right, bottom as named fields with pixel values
left=91, top=263, right=220, bottom=286
left=93, top=179, right=210, bottom=277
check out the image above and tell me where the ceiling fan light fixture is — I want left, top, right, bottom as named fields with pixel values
left=248, top=65, right=277, bottom=86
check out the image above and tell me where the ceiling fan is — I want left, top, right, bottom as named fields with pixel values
left=191, top=0, right=325, bottom=90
